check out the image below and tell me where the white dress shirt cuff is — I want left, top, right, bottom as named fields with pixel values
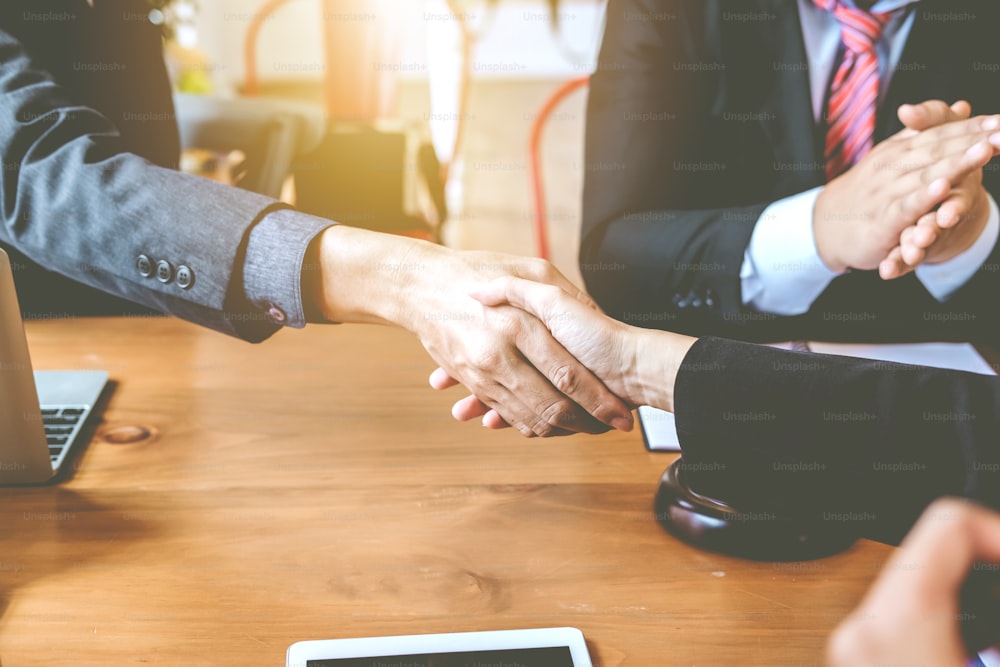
left=741, top=186, right=841, bottom=315
left=914, top=194, right=1000, bottom=302
left=979, top=647, right=1000, bottom=667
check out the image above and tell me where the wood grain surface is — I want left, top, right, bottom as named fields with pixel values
left=0, top=317, right=896, bottom=666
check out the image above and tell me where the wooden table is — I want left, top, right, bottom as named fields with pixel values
left=0, top=317, right=895, bottom=666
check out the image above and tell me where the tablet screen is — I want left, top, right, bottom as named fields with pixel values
left=307, top=646, right=574, bottom=667
left=287, top=627, right=591, bottom=667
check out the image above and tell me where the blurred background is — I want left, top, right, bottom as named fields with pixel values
left=160, top=0, right=607, bottom=286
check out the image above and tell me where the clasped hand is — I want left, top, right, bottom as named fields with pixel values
left=814, top=100, right=1000, bottom=279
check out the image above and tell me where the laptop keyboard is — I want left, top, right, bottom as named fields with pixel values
left=42, top=406, right=89, bottom=465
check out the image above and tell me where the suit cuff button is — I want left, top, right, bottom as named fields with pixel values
left=176, top=265, right=194, bottom=290
left=155, top=260, right=174, bottom=284
left=268, top=305, right=287, bottom=323
left=137, top=254, right=153, bottom=278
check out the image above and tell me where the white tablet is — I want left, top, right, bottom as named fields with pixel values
left=286, top=627, right=593, bottom=667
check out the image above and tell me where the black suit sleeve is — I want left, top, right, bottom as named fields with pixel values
left=673, top=337, right=1000, bottom=543
left=581, top=0, right=777, bottom=335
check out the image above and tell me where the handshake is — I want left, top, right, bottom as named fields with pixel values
left=424, top=100, right=1000, bottom=436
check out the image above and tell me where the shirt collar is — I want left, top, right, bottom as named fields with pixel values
left=856, top=0, right=919, bottom=13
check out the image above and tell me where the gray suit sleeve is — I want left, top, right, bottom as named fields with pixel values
left=0, top=27, right=325, bottom=341
left=239, top=208, right=333, bottom=338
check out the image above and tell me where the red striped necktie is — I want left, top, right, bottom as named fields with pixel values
left=814, top=0, right=905, bottom=180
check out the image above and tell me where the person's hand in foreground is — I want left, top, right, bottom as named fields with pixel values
left=827, top=497, right=1000, bottom=667
left=431, top=275, right=696, bottom=428
left=879, top=100, right=996, bottom=279
left=306, top=227, right=633, bottom=437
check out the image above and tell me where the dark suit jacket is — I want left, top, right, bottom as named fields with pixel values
left=0, top=0, right=289, bottom=337
left=582, top=0, right=1000, bottom=345
left=674, top=337, right=1000, bottom=543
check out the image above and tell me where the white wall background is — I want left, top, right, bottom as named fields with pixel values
left=190, top=0, right=606, bottom=89
left=189, top=0, right=607, bottom=281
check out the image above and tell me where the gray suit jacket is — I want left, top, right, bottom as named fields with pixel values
left=0, top=0, right=328, bottom=341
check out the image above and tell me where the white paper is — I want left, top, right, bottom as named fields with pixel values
left=638, top=342, right=997, bottom=452
left=806, top=341, right=997, bottom=376
left=637, top=404, right=681, bottom=451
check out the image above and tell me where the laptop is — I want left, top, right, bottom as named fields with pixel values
left=0, top=248, right=109, bottom=484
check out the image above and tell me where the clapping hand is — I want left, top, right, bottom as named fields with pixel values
left=879, top=100, right=995, bottom=280
left=812, top=104, right=1000, bottom=276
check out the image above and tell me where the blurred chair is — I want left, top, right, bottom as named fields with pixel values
left=528, top=74, right=590, bottom=260
left=238, top=1, right=443, bottom=241
left=291, top=120, right=447, bottom=242
left=173, top=92, right=326, bottom=199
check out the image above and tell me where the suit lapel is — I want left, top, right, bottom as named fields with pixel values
left=718, top=0, right=824, bottom=191
left=877, top=5, right=927, bottom=140
left=877, top=1, right=962, bottom=141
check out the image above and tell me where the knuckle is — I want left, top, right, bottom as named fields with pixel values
left=871, top=138, right=892, bottom=156
left=465, top=372, right=500, bottom=399
left=527, top=257, right=554, bottom=280
left=487, top=307, right=524, bottom=339
left=885, top=200, right=906, bottom=226
left=501, top=311, right=525, bottom=338
left=538, top=398, right=578, bottom=430
left=514, top=422, right=536, bottom=438
left=470, top=344, right=504, bottom=373
left=906, top=187, right=931, bottom=212
left=528, top=414, right=556, bottom=437
left=947, top=152, right=968, bottom=173
left=919, top=164, right=938, bottom=185
left=539, top=282, right=565, bottom=305
left=550, top=363, right=582, bottom=397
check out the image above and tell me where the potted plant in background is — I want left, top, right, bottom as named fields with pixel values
left=149, top=0, right=217, bottom=94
